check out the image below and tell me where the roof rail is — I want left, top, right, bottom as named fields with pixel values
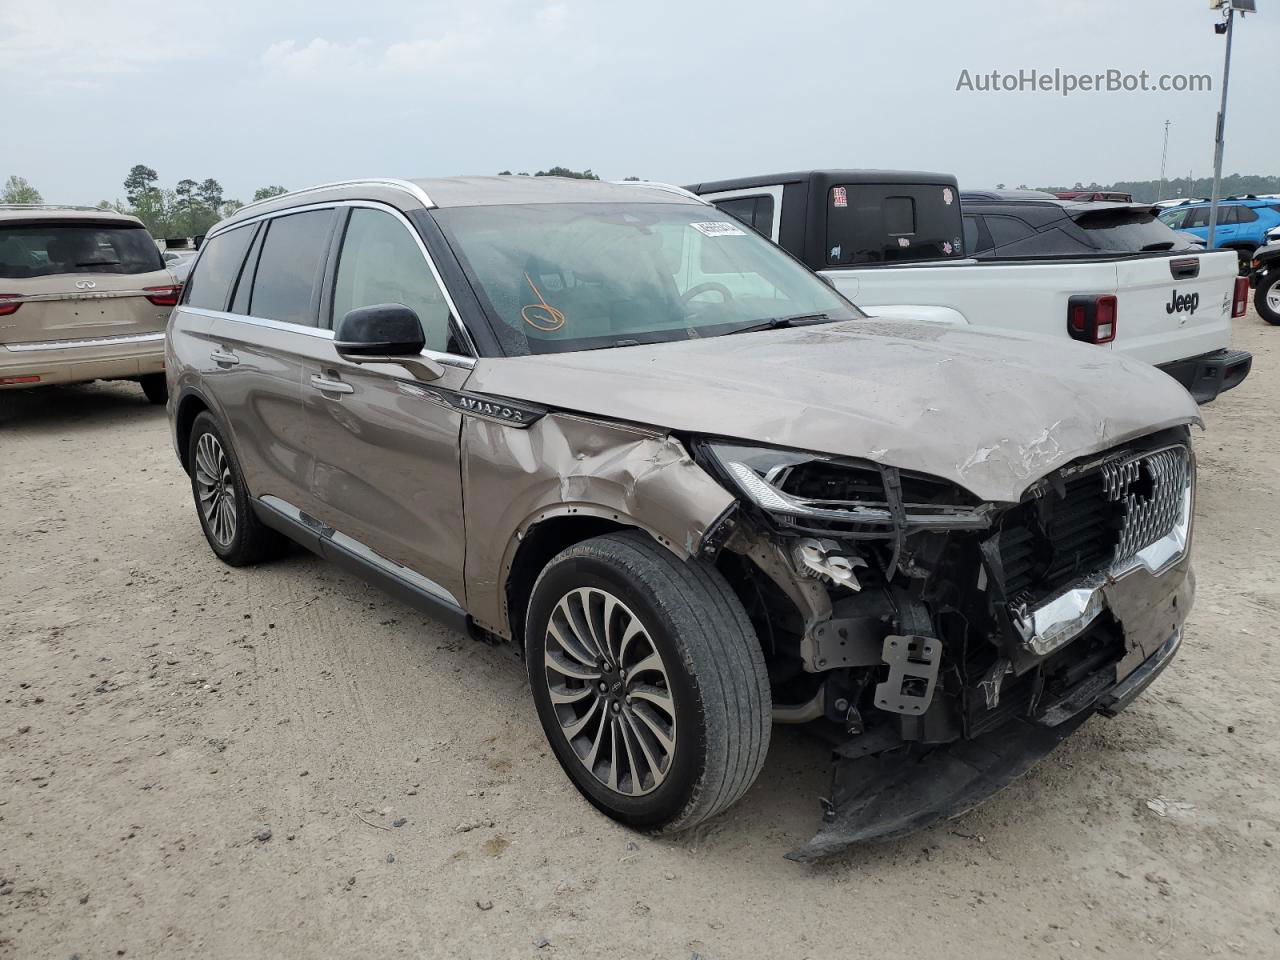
left=610, top=180, right=707, bottom=204
left=230, top=178, right=434, bottom=216
left=0, top=203, right=109, bottom=212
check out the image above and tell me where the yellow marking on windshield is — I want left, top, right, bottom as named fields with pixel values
left=521, top=272, right=567, bottom=332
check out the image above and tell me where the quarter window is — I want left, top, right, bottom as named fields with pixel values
left=185, top=224, right=256, bottom=311
left=247, top=209, right=335, bottom=326
left=332, top=208, right=459, bottom=353
left=712, top=195, right=775, bottom=239
left=984, top=215, right=1038, bottom=251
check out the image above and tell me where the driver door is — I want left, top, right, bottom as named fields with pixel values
left=294, top=205, right=474, bottom=606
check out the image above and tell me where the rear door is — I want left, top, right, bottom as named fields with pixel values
left=197, top=208, right=338, bottom=514
left=0, top=218, right=177, bottom=347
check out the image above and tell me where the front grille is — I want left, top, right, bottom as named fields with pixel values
left=1105, top=446, right=1188, bottom=565
left=994, top=444, right=1189, bottom=603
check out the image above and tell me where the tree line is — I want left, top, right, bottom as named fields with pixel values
left=1020, top=174, right=1280, bottom=203
left=1, top=169, right=288, bottom=239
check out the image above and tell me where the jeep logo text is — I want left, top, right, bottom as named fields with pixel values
left=1165, top=290, right=1199, bottom=315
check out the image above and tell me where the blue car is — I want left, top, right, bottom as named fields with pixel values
left=1158, top=196, right=1280, bottom=269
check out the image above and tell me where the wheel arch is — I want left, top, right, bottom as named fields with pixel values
left=502, top=508, right=681, bottom=649
left=174, top=387, right=215, bottom=474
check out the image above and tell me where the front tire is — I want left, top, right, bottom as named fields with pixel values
left=140, top=373, right=168, bottom=405
left=1256, top=273, right=1280, bottom=326
left=525, top=531, right=770, bottom=832
left=187, top=412, right=286, bottom=566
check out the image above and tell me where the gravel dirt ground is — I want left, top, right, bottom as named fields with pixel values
left=2, top=309, right=1278, bottom=960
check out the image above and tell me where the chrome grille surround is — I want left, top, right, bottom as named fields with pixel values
left=1012, top=443, right=1193, bottom=656
left=1103, top=445, right=1191, bottom=567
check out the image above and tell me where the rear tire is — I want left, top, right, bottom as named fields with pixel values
left=525, top=531, right=771, bottom=833
left=140, top=373, right=167, bottom=405
left=187, top=412, right=286, bottom=566
left=1256, top=273, right=1280, bottom=326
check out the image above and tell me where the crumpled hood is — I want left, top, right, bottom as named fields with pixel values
left=465, top=319, right=1201, bottom=503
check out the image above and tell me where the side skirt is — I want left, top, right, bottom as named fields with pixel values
left=252, top=496, right=470, bottom=635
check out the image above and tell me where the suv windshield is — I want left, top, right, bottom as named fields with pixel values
left=433, top=202, right=860, bottom=355
left=0, top=223, right=164, bottom=279
left=1073, top=209, right=1188, bottom=253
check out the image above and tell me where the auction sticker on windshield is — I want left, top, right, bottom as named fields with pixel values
left=691, top=221, right=747, bottom=237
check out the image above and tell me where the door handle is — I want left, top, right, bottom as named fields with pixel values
left=310, top=374, right=354, bottom=395
left=210, top=350, right=239, bottom=366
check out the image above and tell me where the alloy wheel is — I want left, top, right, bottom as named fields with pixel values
left=543, top=587, right=677, bottom=797
left=194, top=433, right=237, bottom=547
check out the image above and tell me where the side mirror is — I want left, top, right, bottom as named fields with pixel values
left=334, top=303, right=444, bottom=381
left=335, top=303, right=425, bottom=356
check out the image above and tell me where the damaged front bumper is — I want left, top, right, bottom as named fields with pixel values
left=786, top=526, right=1194, bottom=861
left=789, top=625, right=1184, bottom=861
left=698, top=432, right=1198, bottom=860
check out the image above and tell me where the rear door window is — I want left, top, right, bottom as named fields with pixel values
left=0, top=223, right=163, bottom=279
left=185, top=224, right=257, bottom=311
left=1158, top=209, right=1189, bottom=229
left=825, top=183, right=964, bottom=265
left=984, top=215, right=1038, bottom=252
left=247, top=210, right=335, bottom=326
left=1184, top=207, right=1211, bottom=228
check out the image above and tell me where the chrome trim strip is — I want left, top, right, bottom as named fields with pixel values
left=180, top=305, right=476, bottom=368
left=1013, top=479, right=1193, bottom=657
left=343, top=200, right=480, bottom=358
left=190, top=199, right=480, bottom=360
left=4, top=331, right=165, bottom=352
left=211, top=179, right=434, bottom=234
left=5, top=289, right=160, bottom=304
left=258, top=495, right=461, bottom=607
left=182, top=306, right=336, bottom=340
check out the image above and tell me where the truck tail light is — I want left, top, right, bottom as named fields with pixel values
left=1067, top=294, right=1117, bottom=345
left=0, top=294, right=21, bottom=316
left=1232, top=276, right=1248, bottom=318
left=144, top=284, right=182, bottom=307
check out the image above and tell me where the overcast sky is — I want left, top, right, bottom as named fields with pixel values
left=3, top=0, right=1276, bottom=204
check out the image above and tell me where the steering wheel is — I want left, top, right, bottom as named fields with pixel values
left=681, top=281, right=734, bottom=304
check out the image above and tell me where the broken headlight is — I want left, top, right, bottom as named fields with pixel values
left=696, top=442, right=991, bottom=535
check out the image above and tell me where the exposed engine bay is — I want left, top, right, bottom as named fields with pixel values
left=691, top=426, right=1195, bottom=860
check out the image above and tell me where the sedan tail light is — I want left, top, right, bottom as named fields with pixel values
left=144, top=284, right=183, bottom=307
left=0, top=294, right=21, bottom=316
left=1067, top=294, right=1118, bottom=344
left=1232, top=276, right=1249, bottom=318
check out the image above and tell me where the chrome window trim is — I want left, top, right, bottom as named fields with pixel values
left=4, top=331, right=165, bottom=352
left=178, top=305, right=476, bottom=370
left=225, top=179, right=434, bottom=222
left=337, top=200, right=479, bottom=358
left=187, top=198, right=479, bottom=362
left=182, top=305, right=335, bottom=340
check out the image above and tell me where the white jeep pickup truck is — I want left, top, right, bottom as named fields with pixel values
left=684, top=171, right=1252, bottom=403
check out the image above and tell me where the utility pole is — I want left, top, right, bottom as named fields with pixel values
left=1207, top=0, right=1254, bottom=248
left=1158, top=120, right=1171, bottom=202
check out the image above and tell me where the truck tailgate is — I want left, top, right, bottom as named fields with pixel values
left=1114, top=250, right=1238, bottom=366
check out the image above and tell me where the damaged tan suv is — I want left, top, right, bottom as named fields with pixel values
left=1, top=205, right=181, bottom=401
left=168, top=177, right=1200, bottom=857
